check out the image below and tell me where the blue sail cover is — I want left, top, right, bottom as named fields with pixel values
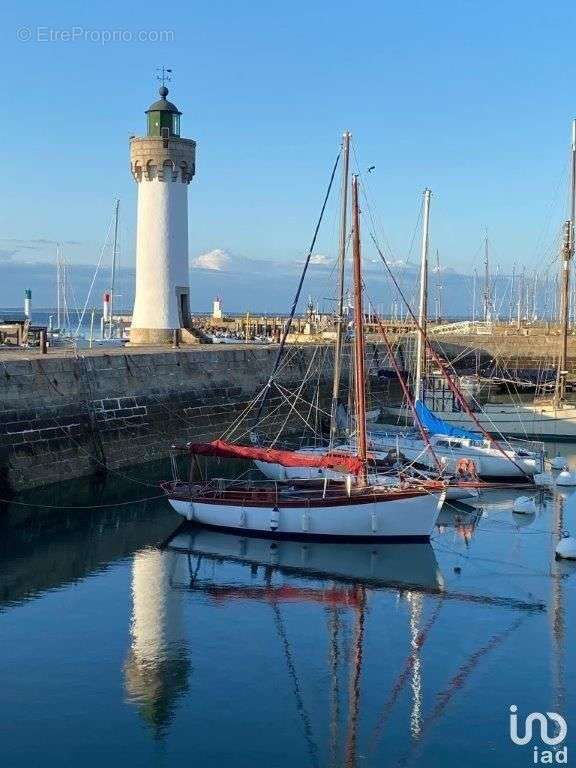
left=414, top=399, right=481, bottom=441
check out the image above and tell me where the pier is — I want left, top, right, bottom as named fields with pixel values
left=0, top=318, right=575, bottom=493
left=0, top=343, right=339, bottom=493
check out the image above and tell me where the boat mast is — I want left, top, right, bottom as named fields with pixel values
left=56, top=243, right=61, bottom=330
left=329, top=132, right=351, bottom=447
left=555, top=221, right=572, bottom=407
left=108, top=198, right=120, bottom=339
left=483, top=230, right=492, bottom=323
left=414, top=189, right=431, bottom=402
left=434, top=249, right=442, bottom=323
left=351, top=175, right=368, bottom=483
left=554, top=121, right=576, bottom=408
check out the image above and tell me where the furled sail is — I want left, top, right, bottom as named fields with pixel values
left=179, top=439, right=365, bottom=475
left=414, top=399, right=481, bottom=441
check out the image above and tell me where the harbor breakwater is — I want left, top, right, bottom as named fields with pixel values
left=0, top=344, right=375, bottom=493
left=2, top=328, right=558, bottom=494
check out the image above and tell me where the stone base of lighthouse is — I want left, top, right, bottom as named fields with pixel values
left=129, top=326, right=209, bottom=345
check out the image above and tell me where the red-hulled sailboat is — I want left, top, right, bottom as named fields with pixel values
left=161, top=172, right=445, bottom=540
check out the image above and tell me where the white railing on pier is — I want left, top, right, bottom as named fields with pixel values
left=427, top=321, right=493, bottom=336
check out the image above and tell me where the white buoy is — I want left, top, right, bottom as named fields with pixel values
left=555, top=533, right=576, bottom=560
left=556, top=470, right=576, bottom=487
left=550, top=455, right=568, bottom=471
left=512, top=496, right=538, bottom=514
left=534, top=472, right=554, bottom=486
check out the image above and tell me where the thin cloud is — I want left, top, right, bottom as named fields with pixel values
left=309, top=253, right=332, bottom=265
left=191, top=248, right=232, bottom=271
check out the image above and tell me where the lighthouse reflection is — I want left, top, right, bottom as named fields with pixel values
left=124, top=547, right=191, bottom=738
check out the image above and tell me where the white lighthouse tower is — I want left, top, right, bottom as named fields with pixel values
left=129, top=84, right=197, bottom=345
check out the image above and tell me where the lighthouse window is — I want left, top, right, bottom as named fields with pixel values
left=148, top=113, right=161, bottom=135
left=173, top=114, right=180, bottom=136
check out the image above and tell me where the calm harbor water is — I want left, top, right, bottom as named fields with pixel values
left=0, top=453, right=575, bottom=767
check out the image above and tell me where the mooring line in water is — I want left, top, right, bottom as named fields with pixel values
left=431, top=539, right=553, bottom=579
left=0, top=493, right=166, bottom=510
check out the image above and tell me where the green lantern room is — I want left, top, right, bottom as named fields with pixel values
left=146, top=86, right=181, bottom=138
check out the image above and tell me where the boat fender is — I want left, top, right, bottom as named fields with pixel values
left=346, top=475, right=352, bottom=496
left=239, top=509, right=247, bottom=527
left=371, top=510, right=378, bottom=533
left=301, top=510, right=310, bottom=532
left=270, top=506, right=280, bottom=531
left=188, top=503, right=195, bottom=522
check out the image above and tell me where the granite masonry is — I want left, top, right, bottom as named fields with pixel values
left=0, top=345, right=348, bottom=493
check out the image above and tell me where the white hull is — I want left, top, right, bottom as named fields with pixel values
left=367, top=428, right=539, bottom=479
left=384, top=402, right=576, bottom=440
left=167, top=529, right=444, bottom=590
left=167, top=490, right=445, bottom=541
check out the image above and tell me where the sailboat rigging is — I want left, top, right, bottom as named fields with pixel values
left=383, top=120, right=576, bottom=440
left=162, top=148, right=445, bottom=540
left=329, top=131, right=350, bottom=449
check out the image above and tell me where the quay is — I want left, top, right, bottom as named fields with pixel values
left=0, top=343, right=337, bottom=494
left=0, top=319, right=574, bottom=494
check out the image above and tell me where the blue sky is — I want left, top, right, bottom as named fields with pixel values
left=1, top=0, right=575, bottom=310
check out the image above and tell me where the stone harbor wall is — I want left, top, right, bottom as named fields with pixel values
left=0, top=344, right=387, bottom=493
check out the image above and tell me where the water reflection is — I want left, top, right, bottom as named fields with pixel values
left=436, top=504, right=482, bottom=545
left=162, top=528, right=443, bottom=767
left=143, top=524, right=550, bottom=765
left=124, top=548, right=191, bottom=739
left=0, top=467, right=573, bottom=767
left=167, top=528, right=444, bottom=592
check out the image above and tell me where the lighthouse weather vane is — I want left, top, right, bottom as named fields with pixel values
left=156, top=66, right=173, bottom=88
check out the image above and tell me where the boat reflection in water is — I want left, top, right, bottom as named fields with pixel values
left=156, top=525, right=443, bottom=761
left=165, top=526, right=444, bottom=594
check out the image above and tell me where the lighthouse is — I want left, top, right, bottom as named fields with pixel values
left=129, top=84, right=196, bottom=345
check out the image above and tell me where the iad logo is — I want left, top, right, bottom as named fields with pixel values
left=509, top=705, right=568, bottom=764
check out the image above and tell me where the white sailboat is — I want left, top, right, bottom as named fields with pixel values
left=370, top=188, right=543, bottom=478
left=162, top=165, right=445, bottom=540
left=385, top=120, right=576, bottom=441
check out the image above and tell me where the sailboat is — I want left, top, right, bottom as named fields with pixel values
left=252, top=137, right=477, bottom=498
left=162, top=169, right=445, bottom=540
left=385, top=120, right=576, bottom=441
left=371, top=188, right=544, bottom=478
